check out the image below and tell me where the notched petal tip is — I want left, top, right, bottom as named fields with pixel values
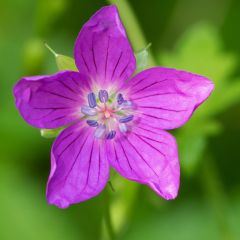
left=88, top=4, right=125, bottom=35
left=74, top=4, right=135, bottom=85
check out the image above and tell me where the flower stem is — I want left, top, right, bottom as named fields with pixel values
left=201, top=155, right=235, bottom=240
left=107, top=0, right=157, bottom=66
left=103, top=188, right=115, bottom=240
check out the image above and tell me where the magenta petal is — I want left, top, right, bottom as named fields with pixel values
left=47, top=122, right=109, bottom=208
left=13, top=71, right=90, bottom=129
left=74, top=5, right=136, bottom=87
left=106, top=123, right=180, bottom=200
left=125, top=67, right=214, bottom=129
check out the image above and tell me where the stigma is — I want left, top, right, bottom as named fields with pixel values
left=104, top=110, right=111, bottom=119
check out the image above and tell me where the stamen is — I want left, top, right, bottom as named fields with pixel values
left=81, top=105, right=97, bottom=116
left=119, top=114, right=134, bottom=123
left=117, top=93, right=124, bottom=105
left=119, top=123, right=128, bottom=133
left=121, top=100, right=132, bottom=109
left=86, top=119, right=99, bottom=127
left=88, top=92, right=97, bottom=108
left=99, top=90, right=109, bottom=103
left=106, top=130, right=116, bottom=140
left=95, top=124, right=106, bottom=138
left=83, top=91, right=134, bottom=140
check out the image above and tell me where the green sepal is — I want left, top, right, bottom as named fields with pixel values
left=40, top=128, right=64, bottom=139
left=44, top=43, right=78, bottom=71
left=135, top=43, right=151, bottom=73
left=40, top=44, right=78, bottom=139
left=55, top=54, right=78, bottom=71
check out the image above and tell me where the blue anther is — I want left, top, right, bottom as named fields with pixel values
left=95, top=124, right=106, bottom=138
left=119, top=114, right=134, bottom=123
left=106, top=130, right=116, bottom=140
left=88, top=92, right=97, bottom=108
left=86, top=119, right=99, bottom=127
left=117, top=93, right=124, bottom=105
left=99, top=90, right=109, bottom=103
left=81, top=105, right=97, bottom=116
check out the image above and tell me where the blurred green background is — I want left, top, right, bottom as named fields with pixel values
left=0, top=0, right=240, bottom=239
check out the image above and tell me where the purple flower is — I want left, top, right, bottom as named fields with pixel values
left=13, top=5, right=214, bottom=208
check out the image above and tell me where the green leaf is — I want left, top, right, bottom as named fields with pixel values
left=40, top=128, right=64, bottom=139
left=0, top=164, right=104, bottom=240
left=206, top=79, right=240, bottom=117
left=45, top=43, right=78, bottom=71
left=110, top=173, right=139, bottom=233
left=177, top=119, right=222, bottom=175
left=22, top=38, right=45, bottom=75
left=160, top=23, right=239, bottom=119
left=121, top=197, right=222, bottom=240
left=160, top=23, right=236, bottom=83
left=135, top=43, right=151, bottom=73
left=159, top=23, right=240, bottom=174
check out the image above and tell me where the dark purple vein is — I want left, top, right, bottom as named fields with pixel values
left=30, top=109, right=55, bottom=120
left=92, top=37, right=98, bottom=74
left=111, top=51, right=123, bottom=80
left=59, top=80, right=79, bottom=95
left=119, top=57, right=131, bottom=79
left=132, top=78, right=171, bottom=92
left=131, top=76, right=149, bottom=89
left=104, top=37, right=110, bottom=79
left=131, top=81, right=160, bottom=95
left=34, top=106, right=73, bottom=110
left=113, top=142, right=120, bottom=167
left=54, top=130, right=75, bottom=149
left=70, top=77, right=81, bottom=88
left=57, top=129, right=84, bottom=159
left=138, top=106, right=187, bottom=112
left=97, top=146, right=101, bottom=185
left=63, top=133, right=90, bottom=186
left=118, top=140, right=134, bottom=173
left=133, top=133, right=166, bottom=158
left=125, top=138, right=159, bottom=178
left=45, top=115, right=68, bottom=123
left=142, top=113, right=170, bottom=122
left=40, top=90, right=78, bottom=102
left=133, top=130, right=168, bottom=146
left=132, top=92, right=178, bottom=101
left=82, top=138, right=95, bottom=192
left=81, top=52, right=91, bottom=72
left=136, top=124, right=171, bottom=136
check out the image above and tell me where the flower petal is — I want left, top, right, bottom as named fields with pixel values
left=125, top=67, right=214, bottom=129
left=47, top=122, right=109, bottom=208
left=106, top=123, right=180, bottom=200
left=13, top=71, right=90, bottom=129
left=74, top=5, right=136, bottom=87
